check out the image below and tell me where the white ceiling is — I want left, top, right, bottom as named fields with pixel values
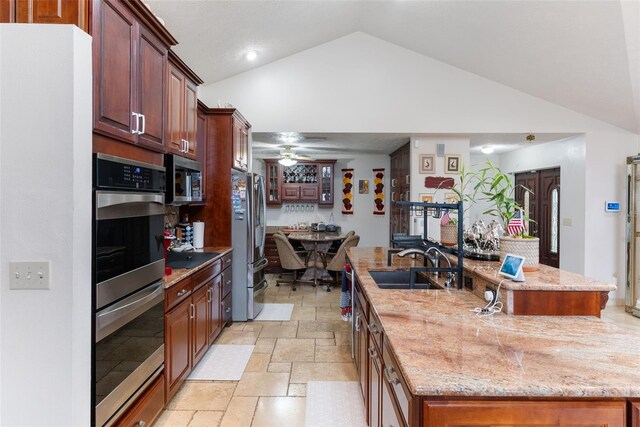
left=146, top=0, right=640, bottom=133
left=251, top=132, right=578, bottom=158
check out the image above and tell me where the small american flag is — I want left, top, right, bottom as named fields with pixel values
left=507, top=209, right=525, bottom=235
left=440, top=210, right=451, bottom=225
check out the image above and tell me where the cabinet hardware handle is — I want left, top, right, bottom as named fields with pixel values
left=131, top=112, right=140, bottom=134
left=391, top=192, right=396, bottom=202
left=384, top=366, right=400, bottom=385
left=368, top=347, right=377, bottom=359
left=139, top=113, right=145, bottom=135
left=405, top=175, right=410, bottom=185
left=225, top=307, right=231, bottom=313
left=136, top=421, right=145, bottom=427
left=368, top=323, right=379, bottom=334
left=355, top=314, right=360, bottom=331
left=207, top=288, right=212, bottom=303
left=190, top=303, right=195, bottom=319
left=177, top=289, right=188, bottom=297
left=186, top=140, right=190, bottom=153
left=391, top=178, right=396, bottom=188
left=226, top=280, right=232, bottom=285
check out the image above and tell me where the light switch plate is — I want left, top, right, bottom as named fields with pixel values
left=9, top=261, right=51, bottom=290
left=562, top=218, right=572, bottom=226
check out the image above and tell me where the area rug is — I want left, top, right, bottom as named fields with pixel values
left=187, top=345, right=254, bottom=381
left=305, top=381, right=367, bottom=427
left=254, top=303, right=294, bottom=321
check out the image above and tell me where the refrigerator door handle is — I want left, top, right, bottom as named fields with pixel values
left=252, top=257, right=269, bottom=272
left=259, top=175, right=267, bottom=259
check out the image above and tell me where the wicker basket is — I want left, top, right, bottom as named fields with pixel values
left=440, top=224, right=458, bottom=247
left=499, top=236, right=539, bottom=271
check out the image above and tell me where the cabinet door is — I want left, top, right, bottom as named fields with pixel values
left=319, top=163, right=334, bottom=206
left=166, top=64, right=185, bottom=155
left=16, top=0, right=87, bottom=30
left=423, top=401, right=625, bottom=427
left=165, top=297, right=191, bottom=400
left=183, top=79, right=198, bottom=159
left=632, top=401, right=639, bottom=427
left=282, top=184, right=300, bottom=201
left=191, top=284, right=210, bottom=367
left=208, top=276, right=222, bottom=344
left=196, top=110, right=207, bottom=200
left=136, top=26, right=166, bottom=152
left=369, top=344, right=382, bottom=427
left=1, top=0, right=15, bottom=22
left=232, top=117, right=248, bottom=171
left=355, top=305, right=368, bottom=412
left=115, top=373, right=164, bottom=427
left=266, top=162, right=282, bottom=205
left=300, top=184, right=318, bottom=201
left=221, top=292, right=232, bottom=326
left=93, top=0, right=138, bottom=143
left=382, top=377, right=405, bottom=427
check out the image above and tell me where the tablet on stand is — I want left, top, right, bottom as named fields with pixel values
left=499, top=254, right=526, bottom=282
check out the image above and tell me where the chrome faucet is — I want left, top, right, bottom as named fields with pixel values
left=396, top=247, right=456, bottom=287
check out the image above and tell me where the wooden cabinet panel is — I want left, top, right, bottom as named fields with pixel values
left=355, top=303, right=368, bottom=419
left=300, top=184, right=319, bottom=200
left=165, top=277, right=191, bottom=312
left=232, top=117, right=249, bottom=171
left=266, top=160, right=335, bottom=205
left=16, top=0, right=87, bottom=30
left=166, top=56, right=200, bottom=160
left=208, top=275, right=222, bottom=343
left=191, top=283, right=209, bottom=367
left=221, top=292, right=232, bottom=326
left=185, top=79, right=198, bottom=158
left=1, top=0, right=15, bottom=22
left=632, top=401, right=639, bottom=427
left=369, top=342, right=382, bottom=427
left=196, top=107, right=208, bottom=200
left=136, top=25, right=166, bottom=152
left=115, top=373, right=164, bottom=427
left=423, top=401, right=626, bottom=427
left=93, top=0, right=137, bottom=144
left=165, top=297, right=191, bottom=401
left=166, top=64, right=185, bottom=155
left=382, top=376, right=405, bottom=427
left=282, top=184, right=300, bottom=200
left=266, top=162, right=282, bottom=205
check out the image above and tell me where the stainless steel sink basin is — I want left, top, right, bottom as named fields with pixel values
left=368, top=270, right=443, bottom=290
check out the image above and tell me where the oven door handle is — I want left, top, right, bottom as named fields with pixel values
left=96, top=280, right=164, bottom=342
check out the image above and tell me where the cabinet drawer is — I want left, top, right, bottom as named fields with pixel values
left=165, top=277, right=192, bottom=312
left=221, top=292, right=232, bottom=325
left=192, top=260, right=220, bottom=289
left=369, top=309, right=383, bottom=351
left=115, top=372, right=164, bottom=427
left=221, top=267, right=233, bottom=298
left=383, top=341, right=411, bottom=427
left=355, top=279, right=368, bottom=321
left=221, top=253, right=233, bottom=271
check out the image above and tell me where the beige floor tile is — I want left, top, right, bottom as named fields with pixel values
left=216, top=329, right=261, bottom=345
left=316, top=307, right=344, bottom=322
left=296, top=329, right=334, bottom=339
left=290, top=362, right=358, bottom=383
left=251, top=397, right=306, bottom=427
left=253, top=337, right=277, bottom=354
left=155, top=410, right=195, bottom=427
left=229, top=322, right=245, bottom=330
left=290, top=285, right=319, bottom=295
left=259, top=325, right=298, bottom=338
left=291, top=306, right=316, bottom=321
left=334, top=332, right=351, bottom=345
left=315, top=345, right=353, bottom=362
left=316, top=338, right=336, bottom=346
left=251, top=320, right=282, bottom=326
left=268, top=362, right=291, bottom=373
left=188, top=411, right=224, bottom=427
left=279, top=320, right=299, bottom=327
left=245, top=353, right=272, bottom=372
left=166, top=382, right=236, bottom=411
left=243, top=324, right=263, bottom=333
left=299, top=320, right=350, bottom=333
left=220, top=396, right=258, bottom=427
left=301, top=296, right=333, bottom=307
left=271, top=338, right=315, bottom=362
left=287, top=383, right=307, bottom=397
left=234, top=372, right=290, bottom=396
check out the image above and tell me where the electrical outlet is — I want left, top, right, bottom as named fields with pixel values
left=9, top=261, right=51, bottom=290
left=484, top=286, right=497, bottom=303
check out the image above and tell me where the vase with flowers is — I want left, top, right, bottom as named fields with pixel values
left=476, top=161, right=539, bottom=271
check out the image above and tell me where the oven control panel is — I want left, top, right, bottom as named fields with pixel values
left=94, top=153, right=165, bottom=192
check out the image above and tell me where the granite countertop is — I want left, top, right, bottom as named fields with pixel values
left=348, top=247, right=640, bottom=398
left=164, top=246, right=233, bottom=289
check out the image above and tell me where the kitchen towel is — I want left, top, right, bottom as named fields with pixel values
left=193, top=221, right=205, bottom=249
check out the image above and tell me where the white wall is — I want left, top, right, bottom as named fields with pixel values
left=498, top=136, right=587, bottom=275
left=255, top=154, right=390, bottom=247
left=202, top=31, right=639, bottom=302
left=0, top=25, right=92, bottom=426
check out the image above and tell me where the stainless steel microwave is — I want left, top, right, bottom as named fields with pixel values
left=165, top=154, right=203, bottom=204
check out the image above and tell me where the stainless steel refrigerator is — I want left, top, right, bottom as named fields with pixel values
left=231, top=170, right=268, bottom=320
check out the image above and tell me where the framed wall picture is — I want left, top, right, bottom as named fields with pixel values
left=419, top=154, right=435, bottom=174
left=359, top=179, right=369, bottom=194
left=420, top=194, right=433, bottom=203
left=445, top=155, right=461, bottom=174
left=445, top=192, right=459, bottom=204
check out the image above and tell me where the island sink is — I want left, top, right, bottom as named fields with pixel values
left=369, top=270, right=444, bottom=290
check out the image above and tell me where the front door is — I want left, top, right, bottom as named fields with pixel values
left=515, top=168, right=560, bottom=268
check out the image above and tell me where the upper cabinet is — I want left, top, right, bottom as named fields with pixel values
left=166, top=51, right=203, bottom=160
left=264, top=160, right=335, bottom=206
left=92, top=0, right=177, bottom=153
left=232, top=116, right=249, bottom=171
left=1, top=0, right=88, bottom=30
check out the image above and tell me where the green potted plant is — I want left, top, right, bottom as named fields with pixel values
left=476, top=161, right=539, bottom=270
left=439, top=164, right=479, bottom=246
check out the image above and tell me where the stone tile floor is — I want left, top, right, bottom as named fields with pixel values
left=155, top=274, right=356, bottom=427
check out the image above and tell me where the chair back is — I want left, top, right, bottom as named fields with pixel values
left=326, top=235, right=360, bottom=272
left=344, top=230, right=355, bottom=238
left=273, top=233, right=306, bottom=270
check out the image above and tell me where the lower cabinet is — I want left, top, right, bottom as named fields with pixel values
left=191, top=283, right=210, bottom=367
left=114, top=373, right=165, bottom=427
left=165, top=296, right=192, bottom=401
left=632, top=401, right=639, bottom=427
left=369, top=339, right=382, bottom=427
left=423, top=401, right=626, bottom=427
left=208, top=274, right=222, bottom=343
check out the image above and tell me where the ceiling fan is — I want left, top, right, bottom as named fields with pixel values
left=277, top=145, right=314, bottom=166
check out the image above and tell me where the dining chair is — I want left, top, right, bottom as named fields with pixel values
left=273, top=233, right=312, bottom=291
left=321, top=234, right=360, bottom=291
left=327, top=230, right=355, bottom=254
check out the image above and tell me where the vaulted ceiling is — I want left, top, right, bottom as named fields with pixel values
left=146, top=0, right=640, bottom=133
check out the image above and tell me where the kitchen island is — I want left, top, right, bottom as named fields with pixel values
left=347, top=247, right=640, bottom=427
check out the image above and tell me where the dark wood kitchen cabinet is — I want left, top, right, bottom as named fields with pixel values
left=92, top=0, right=176, bottom=152
left=114, top=372, right=165, bottom=427
left=165, top=292, right=191, bottom=402
left=632, top=401, right=640, bottom=427
left=207, top=274, right=222, bottom=344
left=166, top=51, right=202, bottom=160
left=264, top=160, right=335, bottom=206
left=389, top=143, right=410, bottom=242
left=191, top=282, right=210, bottom=367
left=1, top=0, right=88, bottom=30
left=196, top=102, right=208, bottom=201
left=233, top=116, right=250, bottom=171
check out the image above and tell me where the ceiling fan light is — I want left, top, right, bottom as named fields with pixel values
left=480, top=145, right=495, bottom=154
left=278, top=158, right=297, bottom=167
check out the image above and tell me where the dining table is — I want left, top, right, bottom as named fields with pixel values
left=286, top=231, right=346, bottom=288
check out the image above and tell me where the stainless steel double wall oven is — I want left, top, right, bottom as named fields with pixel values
left=93, top=154, right=166, bottom=426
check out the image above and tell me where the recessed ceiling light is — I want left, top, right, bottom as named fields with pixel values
left=245, top=50, right=258, bottom=61
left=480, top=145, right=495, bottom=154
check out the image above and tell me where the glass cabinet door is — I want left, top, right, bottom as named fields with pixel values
left=319, top=163, right=334, bottom=206
left=266, top=162, right=281, bottom=205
